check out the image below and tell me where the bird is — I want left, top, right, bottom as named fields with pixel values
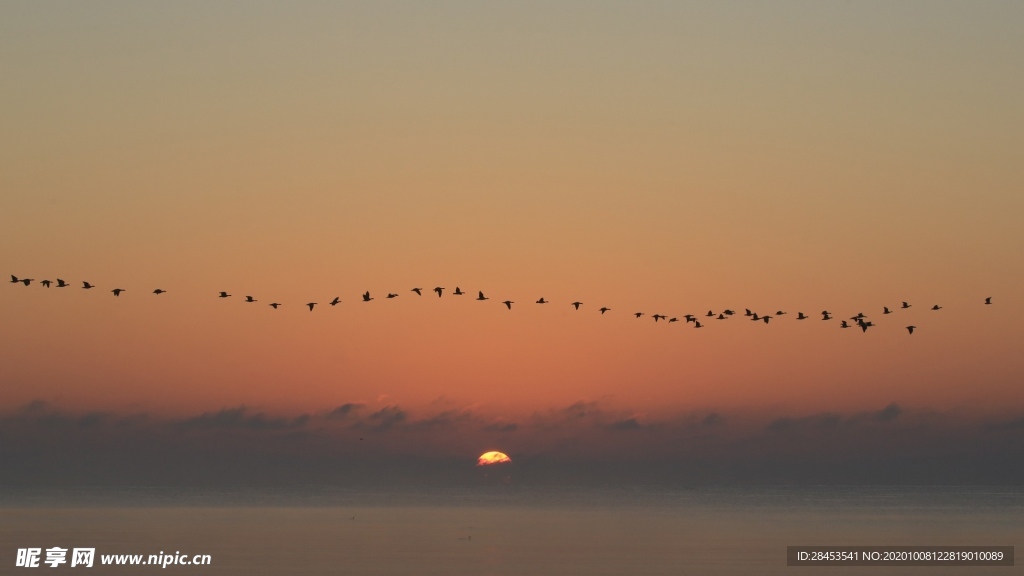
left=453, top=287, right=465, bottom=295
left=502, top=300, right=513, bottom=310
left=362, top=291, right=373, bottom=302
left=307, top=302, right=317, bottom=311
left=901, top=301, right=911, bottom=309
left=652, top=314, right=666, bottom=322
left=858, top=320, right=875, bottom=333
left=931, top=304, right=942, bottom=311
left=477, top=291, right=488, bottom=301
left=723, top=309, right=736, bottom=316
left=20, top=278, right=33, bottom=286
left=536, top=297, right=547, bottom=304
left=245, top=296, right=257, bottom=303
left=83, top=282, right=94, bottom=289
left=55, top=279, right=68, bottom=288
left=751, top=313, right=760, bottom=321
left=269, top=303, right=281, bottom=309
left=906, top=325, right=916, bottom=334
left=744, top=309, right=753, bottom=316
left=111, top=288, right=125, bottom=297
left=40, top=280, right=52, bottom=288
left=386, top=293, right=398, bottom=298
left=762, top=315, right=772, bottom=324
left=775, top=311, right=787, bottom=316
left=706, top=310, right=715, bottom=317
left=218, top=291, right=230, bottom=298
left=694, top=321, right=703, bottom=328
left=717, top=313, right=727, bottom=320
left=840, top=320, right=850, bottom=328
left=822, top=312, right=832, bottom=320
left=599, top=307, right=610, bottom=314
left=411, top=288, right=423, bottom=296
left=9, top=275, right=19, bottom=284
left=796, top=312, right=807, bottom=320
left=330, top=297, right=341, bottom=306
left=634, top=312, right=644, bottom=318
left=883, top=307, right=892, bottom=314
left=985, top=297, right=992, bottom=305
left=684, top=314, right=695, bottom=323
left=571, top=301, right=582, bottom=310
left=668, top=317, right=678, bottom=323
left=851, top=313, right=866, bottom=320
left=433, top=287, right=444, bottom=297
left=153, top=289, right=166, bottom=295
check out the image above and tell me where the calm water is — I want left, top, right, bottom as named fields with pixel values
left=1, top=485, right=1020, bottom=575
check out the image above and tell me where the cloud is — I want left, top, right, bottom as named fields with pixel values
left=177, top=407, right=309, bottom=431
left=326, top=403, right=365, bottom=420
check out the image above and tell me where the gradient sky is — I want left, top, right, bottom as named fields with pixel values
left=1, top=0, right=1022, bottom=466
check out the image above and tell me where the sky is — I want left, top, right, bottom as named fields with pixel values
left=1, top=1, right=1022, bottom=483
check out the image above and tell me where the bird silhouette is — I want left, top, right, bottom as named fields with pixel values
left=840, top=320, right=850, bottom=328
left=111, top=288, right=125, bottom=297
left=857, top=320, right=875, bottom=333
left=684, top=314, right=695, bottom=323
left=571, top=301, right=582, bottom=310
left=775, top=310, right=787, bottom=316
left=307, top=302, right=317, bottom=311
left=796, top=312, right=807, bottom=320
left=218, top=291, right=230, bottom=298
left=330, top=297, right=341, bottom=306
left=717, top=313, right=727, bottom=320
left=434, top=287, right=444, bottom=297
left=362, top=291, right=373, bottom=302
left=694, top=321, right=703, bottom=328
left=751, top=313, right=760, bottom=321
left=985, top=297, right=992, bottom=305
left=20, top=278, right=33, bottom=286
left=723, top=310, right=735, bottom=316
left=822, top=312, right=832, bottom=320
left=411, top=288, right=423, bottom=296
left=931, top=304, right=942, bottom=310
left=477, top=291, right=488, bottom=301
left=9, top=275, right=19, bottom=284
left=386, top=293, right=398, bottom=298
left=851, top=313, right=866, bottom=320
left=454, top=287, right=465, bottom=295
left=536, top=297, right=547, bottom=304
left=635, top=312, right=644, bottom=318
left=668, top=317, right=678, bottom=323
left=762, top=315, right=772, bottom=324
left=599, top=307, right=610, bottom=314
left=83, top=282, right=95, bottom=289
left=56, top=279, right=68, bottom=288
left=706, top=310, right=715, bottom=317
left=901, top=301, right=911, bottom=309
left=41, top=280, right=52, bottom=288
left=906, top=325, right=916, bottom=334
left=652, top=314, right=666, bottom=322
left=883, top=307, right=892, bottom=314
left=245, top=296, right=257, bottom=303
left=502, top=300, right=513, bottom=310
left=153, top=289, right=166, bottom=295
left=744, top=309, right=753, bottom=316
left=269, top=303, right=281, bottom=309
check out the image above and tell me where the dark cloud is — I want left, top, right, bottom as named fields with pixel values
left=875, top=403, right=902, bottom=422
left=177, top=407, right=309, bottom=431
left=364, top=405, right=407, bottom=431
left=604, top=418, right=642, bottom=431
left=326, top=403, right=364, bottom=420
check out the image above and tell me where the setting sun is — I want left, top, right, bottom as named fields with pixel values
left=477, top=451, right=511, bottom=466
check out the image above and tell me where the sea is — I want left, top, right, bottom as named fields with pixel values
left=1, top=485, right=1020, bottom=575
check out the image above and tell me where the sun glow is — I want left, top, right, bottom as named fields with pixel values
left=477, top=451, right=511, bottom=466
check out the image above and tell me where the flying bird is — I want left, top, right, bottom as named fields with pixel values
left=840, top=320, right=850, bottom=329
left=717, top=313, right=727, bottom=320
left=218, top=291, right=230, bottom=298
left=40, top=280, right=52, bottom=288
left=775, top=311, right=787, bottom=316
left=307, top=302, right=317, bottom=311
left=931, top=304, right=942, bottom=310
left=477, top=291, right=488, bottom=301
left=684, top=314, right=695, bottom=323
left=269, top=303, right=281, bottom=309
left=571, top=301, right=582, bottom=310
left=851, top=313, right=866, bottom=320
left=599, top=307, right=610, bottom=314
left=822, top=312, right=832, bottom=320
left=723, top=310, right=736, bottom=316
left=762, top=315, right=772, bottom=324
left=433, top=287, right=444, bottom=297
left=153, top=289, right=166, bottom=294
left=83, top=282, right=94, bottom=289
left=984, top=297, right=992, bottom=305
left=536, top=297, right=547, bottom=304
left=751, top=313, right=760, bottom=321
left=796, top=312, right=808, bottom=320
left=386, top=293, right=398, bottom=298
left=694, top=321, right=703, bottom=328
left=245, top=296, right=257, bottom=303
left=362, top=291, right=373, bottom=302
left=901, top=301, right=911, bottom=309
left=706, top=310, right=715, bottom=317
left=634, top=312, right=644, bottom=318
left=56, top=279, right=68, bottom=288
left=502, top=300, right=513, bottom=310
left=652, top=314, right=666, bottom=322
left=9, top=275, right=19, bottom=284
left=453, top=287, right=465, bottom=295
left=668, top=317, right=678, bottom=323
left=744, top=309, right=753, bottom=316
left=20, top=278, right=33, bottom=286
left=111, top=288, right=125, bottom=297
left=883, top=307, right=892, bottom=314
left=330, top=297, right=341, bottom=306
left=906, top=325, right=916, bottom=334
left=858, top=320, right=875, bottom=333
left=411, top=288, right=422, bottom=296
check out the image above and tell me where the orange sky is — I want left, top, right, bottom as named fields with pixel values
left=1, top=1, right=1022, bottom=421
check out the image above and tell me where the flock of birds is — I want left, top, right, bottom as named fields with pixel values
left=9, top=274, right=994, bottom=335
